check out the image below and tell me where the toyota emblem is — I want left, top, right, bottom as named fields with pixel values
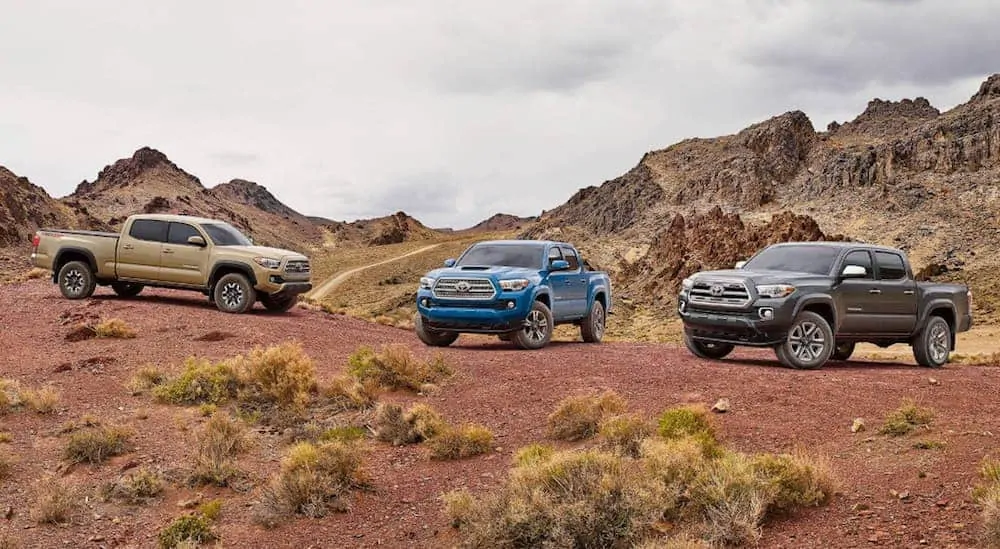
left=709, top=284, right=725, bottom=297
left=455, top=281, right=471, bottom=292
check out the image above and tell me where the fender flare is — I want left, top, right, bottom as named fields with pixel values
left=791, top=294, right=839, bottom=331
left=54, top=246, right=99, bottom=274
left=209, top=261, right=258, bottom=288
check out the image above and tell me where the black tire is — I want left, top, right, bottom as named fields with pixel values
left=260, top=294, right=297, bottom=313
left=57, top=260, right=96, bottom=300
left=684, top=333, right=735, bottom=360
left=912, top=316, right=951, bottom=368
left=213, top=273, right=256, bottom=314
left=511, top=300, right=554, bottom=350
left=774, top=311, right=834, bottom=369
left=831, top=341, right=855, bottom=361
left=414, top=314, right=459, bottom=347
left=497, top=333, right=512, bottom=342
left=111, top=282, right=144, bottom=298
left=580, top=300, right=606, bottom=343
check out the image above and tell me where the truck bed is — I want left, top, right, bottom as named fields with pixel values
left=39, top=228, right=120, bottom=239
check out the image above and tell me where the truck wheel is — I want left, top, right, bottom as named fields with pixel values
left=111, top=282, right=144, bottom=298
left=912, top=316, right=951, bottom=368
left=213, top=273, right=256, bottom=314
left=831, top=341, right=855, bottom=361
left=414, top=314, right=459, bottom=347
left=57, top=261, right=96, bottom=300
left=684, top=333, right=734, bottom=360
left=512, top=300, right=553, bottom=350
left=774, top=311, right=834, bottom=369
left=580, top=300, right=606, bottom=343
left=260, top=294, right=297, bottom=313
left=497, top=333, right=512, bottom=342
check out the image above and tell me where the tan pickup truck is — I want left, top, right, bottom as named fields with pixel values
left=30, top=213, right=312, bottom=314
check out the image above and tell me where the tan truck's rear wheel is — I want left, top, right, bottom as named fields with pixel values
left=111, top=282, right=144, bottom=298
left=58, top=261, right=96, bottom=300
left=214, top=273, right=256, bottom=314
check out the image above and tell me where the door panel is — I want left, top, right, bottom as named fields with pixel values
left=546, top=247, right=573, bottom=321
left=873, top=251, right=918, bottom=334
left=836, top=250, right=881, bottom=334
left=116, top=219, right=166, bottom=280
left=559, top=246, right=588, bottom=318
left=160, top=222, right=209, bottom=286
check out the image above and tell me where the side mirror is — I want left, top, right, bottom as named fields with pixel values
left=550, top=259, right=570, bottom=271
left=735, top=261, right=746, bottom=269
left=841, top=265, right=867, bottom=279
left=187, top=235, right=206, bottom=247
left=444, top=258, right=456, bottom=267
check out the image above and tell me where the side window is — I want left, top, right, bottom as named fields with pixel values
left=875, top=251, right=907, bottom=280
left=547, top=247, right=563, bottom=266
left=167, top=222, right=202, bottom=245
left=128, top=219, right=167, bottom=242
left=842, top=250, right=873, bottom=279
left=559, top=246, right=580, bottom=270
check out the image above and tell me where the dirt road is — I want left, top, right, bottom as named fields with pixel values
left=0, top=280, right=996, bottom=548
left=307, top=243, right=441, bottom=300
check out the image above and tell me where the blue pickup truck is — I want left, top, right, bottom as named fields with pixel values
left=414, top=240, right=612, bottom=349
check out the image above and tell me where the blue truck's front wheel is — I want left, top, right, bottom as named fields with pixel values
left=511, top=300, right=554, bottom=350
left=414, top=313, right=459, bottom=347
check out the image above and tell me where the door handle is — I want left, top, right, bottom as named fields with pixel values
left=162, top=249, right=174, bottom=254
left=869, top=288, right=881, bottom=294
left=579, top=278, right=587, bottom=283
left=122, top=244, right=133, bottom=250
left=903, top=290, right=914, bottom=295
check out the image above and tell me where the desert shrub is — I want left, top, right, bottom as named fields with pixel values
left=879, top=399, right=934, bottom=436
left=974, top=458, right=1000, bottom=545
left=232, top=341, right=316, bottom=409
left=158, top=511, right=217, bottom=549
left=25, top=267, right=48, bottom=279
left=374, top=403, right=447, bottom=445
left=600, top=414, right=654, bottom=458
left=19, top=385, right=60, bottom=414
left=127, top=366, right=166, bottom=395
left=190, top=413, right=251, bottom=486
left=321, top=426, right=367, bottom=443
left=95, top=318, right=136, bottom=339
left=101, top=467, right=164, bottom=504
left=515, top=443, right=555, bottom=467
left=633, top=534, right=711, bottom=548
left=64, top=425, right=133, bottom=464
left=657, top=404, right=715, bottom=441
left=0, top=432, right=10, bottom=443
left=254, top=440, right=367, bottom=527
left=153, top=358, right=240, bottom=405
left=748, top=452, right=836, bottom=512
left=0, top=379, right=20, bottom=412
left=546, top=389, right=627, bottom=441
left=325, top=375, right=381, bottom=411
left=346, top=345, right=452, bottom=391
left=426, top=424, right=494, bottom=461
left=31, top=476, right=77, bottom=525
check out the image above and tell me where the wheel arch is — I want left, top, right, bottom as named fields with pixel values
left=54, top=247, right=98, bottom=279
left=793, top=295, right=837, bottom=332
left=209, top=261, right=258, bottom=290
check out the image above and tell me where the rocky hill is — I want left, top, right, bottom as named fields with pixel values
left=462, top=213, right=538, bottom=233
left=526, top=73, right=1000, bottom=320
left=316, top=211, right=446, bottom=246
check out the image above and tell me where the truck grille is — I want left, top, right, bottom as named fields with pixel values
left=284, top=260, right=310, bottom=274
left=432, top=278, right=497, bottom=300
left=688, top=279, right=751, bottom=308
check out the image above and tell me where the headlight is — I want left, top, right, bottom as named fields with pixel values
left=499, top=278, right=530, bottom=291
left=253, top=257, right=281, bottom=269
left=681, top=277, right=694, bottom=290
left=756, top=284, right=796, bottom=298
left=419, top=277, right=435, bottom=290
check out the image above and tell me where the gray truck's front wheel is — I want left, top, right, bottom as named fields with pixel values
left=111, top=282, right=144, bottom=298
left=414, top=314, right=459, bottom=347
left=58, top=261, right=96, bottom=300
left=580, top=300, right=606, bottom=343
left=684, top=333, right=734, bottom=360
left=512, top=300, right=554, bottom=350
left=774, top=311, right=834, bottom=369
left=213, top=273, right=256, bottom=314
left=912, top=315, right=951, bottom=368
left=260, top=294, right=297, bottom=313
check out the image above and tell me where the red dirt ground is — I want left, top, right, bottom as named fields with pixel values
left=1, top=280, right=997, bottom=548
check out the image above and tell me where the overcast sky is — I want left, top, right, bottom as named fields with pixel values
left=1, top=0, right=998, bottom=229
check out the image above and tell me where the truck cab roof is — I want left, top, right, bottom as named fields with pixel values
left=125, top=213, right=230, bottom=225
left=764, top=241, right=907, bottom=256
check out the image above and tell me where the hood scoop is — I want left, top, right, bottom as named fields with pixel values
left=459, top=266, right=490, bottom=270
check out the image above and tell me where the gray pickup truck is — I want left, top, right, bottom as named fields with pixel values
left=677, top=242, right=973, bottom=369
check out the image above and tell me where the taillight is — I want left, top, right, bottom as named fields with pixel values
left=31, top=233, right=40, bottom=249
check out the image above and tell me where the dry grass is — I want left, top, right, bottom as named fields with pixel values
left=94, top=318, right=137, bottom=339
left=444, top=404, right=837, bottom=548
left=600, top=413, right=655, bottom=458
left=127, top=366, right=166, bottom=395
left=31, top=476, right=77, bottom=525
left=324, top=375, right=381, bottom=411
left=153, top=357, right=240, bottom=405
left=253, top=440, right=367, bottom=527
left=346, top=345, right=452, bottom=392
left=24, top=267, right=48, bottom=280
left=374, top=402, right=447, bottom=445
left=101, top=467, right=164, bottom=504
left=19, top=385, right=60, bottom=414
left=158, top=510, right=218, bottom=548
left=546, top=389, right=627, bottom=441
left=426, top=424, right=494, bottom=460
left=974, top=458, right=1000, bottom=546
left=64, top=425, right=133, bottom=464
left=189, top=413, right=251, bottom=487
left=879, top=399, right=935, bottom=436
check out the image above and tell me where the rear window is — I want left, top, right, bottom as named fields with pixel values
left=742, top=245, right=842, bottom=275
left=128, top=219, right=167, bottom=242
left=875, top=251, right=907, bottom=280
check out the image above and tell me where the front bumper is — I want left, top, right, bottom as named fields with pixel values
left=416, top=288, right=531, bottom=334
left=677, top=293, right=795, bottom=347
left=266, top=281, right=313, bottom=299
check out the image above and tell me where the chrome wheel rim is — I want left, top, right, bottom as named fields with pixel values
left=524, top=310, right=548, bottom=343
left=593, top=307, right=605, bottom=338
left=788, top=321, right=826, bottom=363
left=64, top=269, right=84, bottom=295
left=929, top=323, right=949, bottom=363
left=221, top=281, right=244, bottom=309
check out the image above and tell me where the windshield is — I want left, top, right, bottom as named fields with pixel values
left=200, top=223, right=252, bottom=246
left=742, top=245, right=842, bottom=275
left=456, top=244, right=543, bottom=269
